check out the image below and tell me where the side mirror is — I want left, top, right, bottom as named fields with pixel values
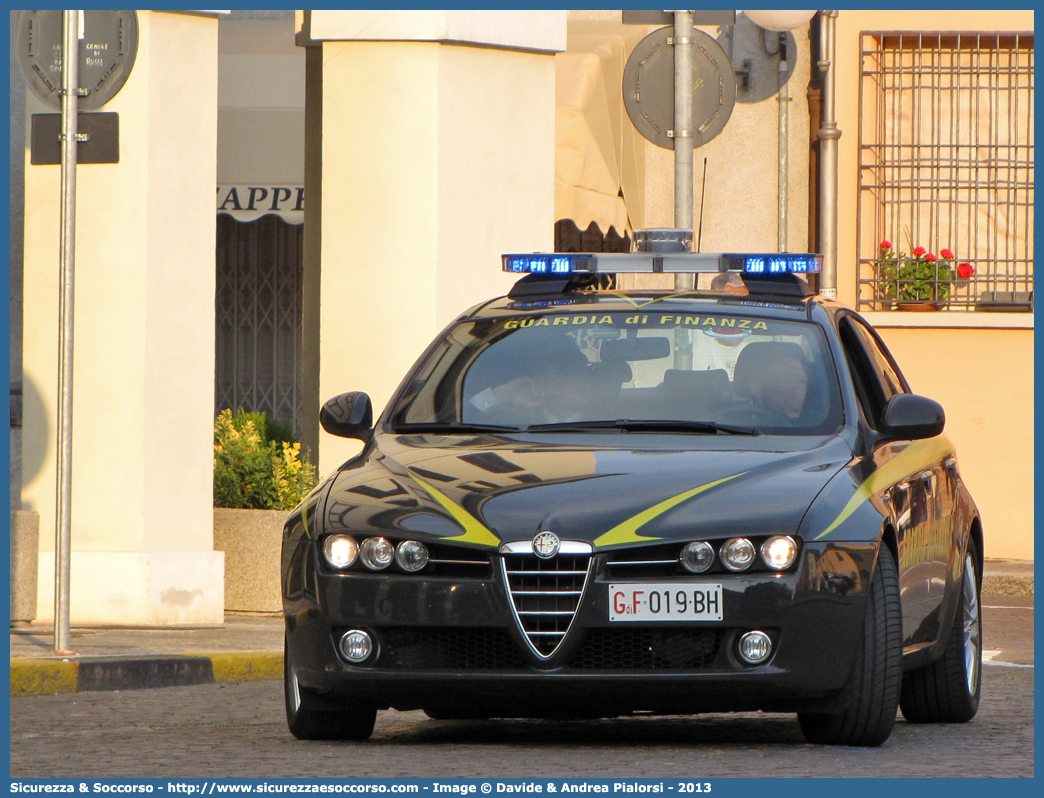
left=878, top=393, right=945, bottom=442
left=319, top=392, right=373, bottom=440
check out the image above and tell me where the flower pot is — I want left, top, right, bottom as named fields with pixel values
left=895, top=302, right=945, bottom=312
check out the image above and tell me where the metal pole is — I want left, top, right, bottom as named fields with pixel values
left=673, top=10, right=695, bottom=277
left=672, top=10, right=695, bottom=373
left=54, top=8, right=80, bottom=654
left=817, top=11, right=841, bottom=299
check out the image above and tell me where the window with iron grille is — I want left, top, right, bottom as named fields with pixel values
left=858, top=32, right=1033, bottom=311
left=215, top=214, right=304, bottom=438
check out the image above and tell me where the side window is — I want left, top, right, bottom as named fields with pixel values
left=847, top=318, right=908, bottom=401
left=838, top=320, right=885, bottom=427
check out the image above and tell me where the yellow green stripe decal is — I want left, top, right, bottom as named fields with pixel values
left=813, top=436, right=955, bottom=540
left=407, top=470, right=501, bottom=547
left=593, top=472, right=747, bottom=548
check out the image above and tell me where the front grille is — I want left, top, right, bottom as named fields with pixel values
left=426, top=543, right=492, bottom=578
left=502, top=554, right=591, bottom=657
left=375, top=627, right=528, bottom=670
left=605, top=542, right=682, bottom=579
left=569, top=628, right=725, bottom=670
left=369, top=626, right=726, bottom=671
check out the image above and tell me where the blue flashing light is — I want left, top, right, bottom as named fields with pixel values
left=724, top=253, right=822, bottom=275
left=502, top=251, right=821, bottom=276
left=504, top=254, right=592, bottom=274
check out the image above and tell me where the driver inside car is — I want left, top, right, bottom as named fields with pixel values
left=746, top=352, right=809, bottom=423
left=718, top=341, right=812, bottom=427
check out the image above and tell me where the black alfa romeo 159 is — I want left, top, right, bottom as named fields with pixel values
left=281, top=247, right=983, bottom=747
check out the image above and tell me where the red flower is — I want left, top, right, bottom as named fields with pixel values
left=912, top=246, right=926, bottom=257
left=940, top=248, right=955, bottom=259
left=957, top=262, right=975, bottom=279
left=924, top=252, right=937, bottom=262
left=879, top=240, right=892, bottom=251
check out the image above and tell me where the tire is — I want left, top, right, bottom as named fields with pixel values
left=284, top=637, right=377, bottom=741
left=798, top=544, right=902, bottom=746
left=899, top=538, right=982, bottom=723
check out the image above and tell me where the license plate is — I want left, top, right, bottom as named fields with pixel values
left=609, top=583, right=723, bottom=622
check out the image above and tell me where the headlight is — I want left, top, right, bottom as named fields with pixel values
left=322, top=535, right=358, bottom=569
left=760, top=535, right=798, bottom=570
left=395, top=540, right=429, bottom=573
left=359, top=537, right=395, bottom=570
left=679, top=541, right=715, bottom=573
left=721, top=538, right=756, bottom=571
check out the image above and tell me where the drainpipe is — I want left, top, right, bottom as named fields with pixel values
left=777, top=32, right=790, bottom=253
left=817, top=11, right=841, bottom=299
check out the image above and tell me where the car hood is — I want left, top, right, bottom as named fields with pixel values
left=323, top=432, right=854, bottom=551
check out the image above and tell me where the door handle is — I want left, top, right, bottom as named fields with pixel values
left=920, top=470, right=934, bottom=495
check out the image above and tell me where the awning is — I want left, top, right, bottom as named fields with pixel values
left=217, top=185, right=304, bottom=225
left=555, top=51, right=631, bottom=237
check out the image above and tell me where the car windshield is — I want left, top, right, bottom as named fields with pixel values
left=389, top=310, right=844, bottom=435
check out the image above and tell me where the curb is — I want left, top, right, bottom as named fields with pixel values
left=10, top=652, right=282, bottom=697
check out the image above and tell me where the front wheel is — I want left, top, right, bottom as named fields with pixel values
left=899, top=538, right=982, bottom=723
left=284, top=637, right=377, bottom=741
left=798, top=544, right=902, bottom=746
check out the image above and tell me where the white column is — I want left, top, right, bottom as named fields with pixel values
left=299, top=11, right=566, bottom=474
left=21, top=11, right=224, bottom=625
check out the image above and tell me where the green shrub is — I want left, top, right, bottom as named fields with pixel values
left=213, top=409, right=317, bottom=510
left=228, top=410, right=296, bottom=447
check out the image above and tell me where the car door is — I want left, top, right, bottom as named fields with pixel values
left=836, top=314, right=951, bottom=650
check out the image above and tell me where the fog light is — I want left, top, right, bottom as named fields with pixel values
left=395, top=540, right=429, bottom=573
left=359, top=537, right=395, bottom=570
left=339, top=630, right=374, bottom=663
left=738, top=631, right=772, bottom=664
left=760, top=535, right=798, bottom=570
left=680, top=541, right=715, bottom=573
left=322, top=535, right=358, bottom=570
left=721, top=538, right=756, bottom=571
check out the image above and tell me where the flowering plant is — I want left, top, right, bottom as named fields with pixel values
left=214, top=408, right=317, bottom=510
left=873, top=240, right=975, bottom=303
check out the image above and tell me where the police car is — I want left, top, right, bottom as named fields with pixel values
left=281, top=238, right=983, bottom=746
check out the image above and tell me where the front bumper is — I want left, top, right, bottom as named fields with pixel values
left=283, top=541, right=876, bottom=716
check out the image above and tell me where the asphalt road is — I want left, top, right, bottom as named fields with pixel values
left=10, top=601, right=1033, bottom=779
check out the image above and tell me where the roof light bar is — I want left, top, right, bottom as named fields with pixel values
left=502, top=252, right=821, bottom=276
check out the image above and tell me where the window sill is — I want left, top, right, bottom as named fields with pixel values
left=858, top=311, right=1033, bottom=330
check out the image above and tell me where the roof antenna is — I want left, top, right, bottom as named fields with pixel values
left=696, top=157, right=708, bottom=252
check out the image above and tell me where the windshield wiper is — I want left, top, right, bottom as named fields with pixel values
left=525, top=419, right=759, bottom=435
left=392, top=422, right=524, bottom=434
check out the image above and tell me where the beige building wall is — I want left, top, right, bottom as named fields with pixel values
left=867, top=320, right=1034, bottom=560
left=835, top=9, right=1034, bottom=560
left=566, top=12, right=812, bottom=253
left=300, top=11, right=565, bottom=474
left=21, top=11, right=224, bottom=624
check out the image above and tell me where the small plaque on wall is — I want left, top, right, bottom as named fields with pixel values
left=31, top=113, right=120, bottom=165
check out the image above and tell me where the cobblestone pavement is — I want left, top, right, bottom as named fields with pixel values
left=9, top=667, right=1032, bottom=779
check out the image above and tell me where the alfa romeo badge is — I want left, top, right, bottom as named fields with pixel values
left=532, top=530, right=561, bottom=559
